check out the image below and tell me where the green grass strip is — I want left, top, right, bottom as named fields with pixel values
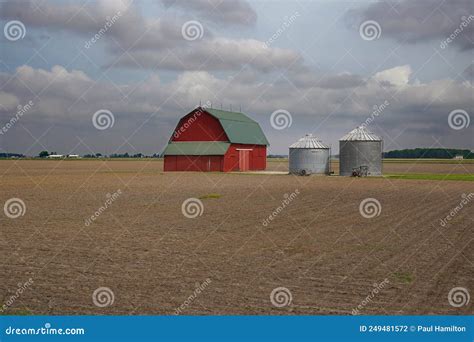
left=385, top=173, right=474, bottom=182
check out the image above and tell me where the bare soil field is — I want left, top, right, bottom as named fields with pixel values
left=266, top=159, right=474, bottom=174
left=0, top=160, right=472, bottom=315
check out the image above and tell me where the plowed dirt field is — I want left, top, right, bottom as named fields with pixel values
left=1, top=160, right=472, bottom=315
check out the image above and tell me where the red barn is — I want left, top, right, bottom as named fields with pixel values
left=162, top=107, right=269, bottom=172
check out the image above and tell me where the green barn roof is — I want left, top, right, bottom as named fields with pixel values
left=162, top=142, right=230, bottom=156
left=205, top=108, right=269, bottom=146
left=162, top=108, right=269, bottom=156
left=205, top=108, right=257, bottom=123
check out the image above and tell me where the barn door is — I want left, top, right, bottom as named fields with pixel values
left=238, top=150, right=250, bottom=171
left=209, top=156, right=222, bottom=171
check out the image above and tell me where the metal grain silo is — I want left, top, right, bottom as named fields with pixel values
left=339, top=126, right=383, bottom=176
left=289, top=134, right=330, bottom=175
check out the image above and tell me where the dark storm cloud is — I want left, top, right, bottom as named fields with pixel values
left=274, top=65, right=367, bottom=90
left=0, top=1, right=472, bottom=155
left=463, top=63, right=474, bottom=81
left=109, top=38, right=301, bottom=72
left=317, top=74, right=366, bottom=89
left=0, top=0, right=296, bottom=73
left=1, top=64, right=472, bottom=155
left=161, top=0, right=257, bottom=26
left=350, top=0, right=474, bottom=50
left=0, top=0, right=190, bottom=50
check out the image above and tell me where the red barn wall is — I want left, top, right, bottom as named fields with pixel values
left=223, top=144, right=266, bottom=172
left=164, top=109, right=267, bottom=172
left=164, top=144, right=266, bottom=172
left=164, top=155, right=223, bottom=171
left=171, top=110, right=228, bottom=142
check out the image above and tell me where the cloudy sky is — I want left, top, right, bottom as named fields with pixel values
left=0, top=0, right=472, bottom=155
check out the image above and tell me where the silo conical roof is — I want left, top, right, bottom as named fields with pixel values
left=339, top=126, right=381, bottom=141
left=290, top=134, right=329, bottom=149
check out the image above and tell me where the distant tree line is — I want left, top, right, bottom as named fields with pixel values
left=2, top=148, right=472, bottom=160
left=0, top=151, right=161, bottom=158
left=108, top=153, right=152, bottom=158
left=0, top=153, right=24, bottom=158
left=37, top=151, right=157, bottom=158
left=383, top=148, right=473, bottom=159
left=83, top=153, right=103, bottom=158
left=83, top=152, right=161, bottom=158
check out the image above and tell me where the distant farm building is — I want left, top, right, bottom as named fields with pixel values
left=162, top=107, right=269, bottom=172
left=48, top=154, right=64, bottom=159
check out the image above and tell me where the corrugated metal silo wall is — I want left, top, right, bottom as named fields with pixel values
left=289, top=148, right=330, bottom=174
left=339, top=141, right=382, bottom=176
